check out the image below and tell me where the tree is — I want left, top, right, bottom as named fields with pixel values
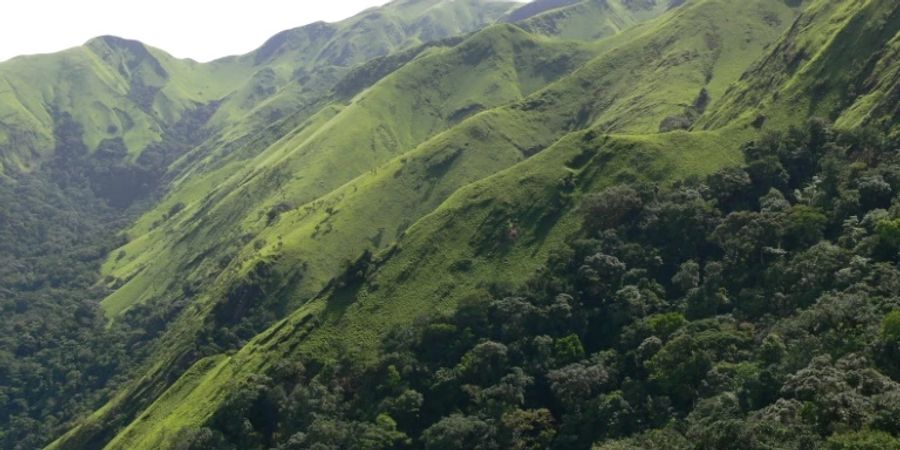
left=783, top=205, right=828, bottom=249
left=422, top=414, right=496, bottom=450
left=553, top=335, right=586, bottom=366
left=355, top=414, right=411, bottom=450
left=499, top=409, right=556, bottom=450
left=706, top=167, right=752, bottom=211
left=547, top=359, right=609, bottom=407
left=646, top=334, right=711, bottom=407
left=875, top=218, right=900, bottom=260
left=582, top=185, right=644, bottom=232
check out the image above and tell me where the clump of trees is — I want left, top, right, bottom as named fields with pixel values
left=175, top=121, right=900, bottom=449
left=0, top=104, right=220, bottom=449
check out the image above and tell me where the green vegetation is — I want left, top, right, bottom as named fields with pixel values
left=0, top=108, right=181, bottom=448
left=106, top=123, right=900, bottom=449
left=0, top=0, right=897, bottom=449
left=699, top=0, right=900, bottom=135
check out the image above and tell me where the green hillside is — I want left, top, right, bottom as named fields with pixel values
left=1, top=2, right=523, bottom=448
left=0, top=0, right=519, bottom=177
left=47, top=0, right=813, bottom=448
left=699, top=0, right=900, bottom=134
left=0, top=0, right=897, bottom=449
left=514, top=0, right=674, bottom=41
left=0, top=37, right=250, bottom=169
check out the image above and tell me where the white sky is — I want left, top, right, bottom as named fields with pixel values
left=0, top=1, right=396, bottom=63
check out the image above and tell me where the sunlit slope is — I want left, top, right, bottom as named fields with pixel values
left=99, top=24, right=596, bottom=318
left=151, top=0, right=805, bottom=386
left=45, top=24, right=596, bottom=450
left=225, top=0, right=805, bottom=335
left=0, top=37, right=252, bottom=170
left=45, top=0, right=819, bottom=448
left=699, top=0, right=900, bottom=134
left=513, top=0, right=674, bottom=40
left=87, top=130, right=741, bottom=450
left=0, top=0, right=518, bottom=176
left=202, top=0, right=520, bottom=132
left=96, top=0, right=796, bottom=353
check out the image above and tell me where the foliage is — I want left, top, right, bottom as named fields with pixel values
left=3, top=0, right=897, bottom=448
left=0, top=77, right=219, bottom=450
left=168, top=123, right=899, bottom=449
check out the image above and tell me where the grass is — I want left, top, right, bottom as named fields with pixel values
left=0, top=1, right=520, bottom=172
left=0, top=38, right=253, bottom=170
left=286, top=129, right=741, bottom=360
left=98, top=0, right=794, bottom=319
left=699, top=0, right=900, bottom=134
left=42, top=0, right=900, bottom=448
left=513, top=0, right=673, bottom=41
left=99, top=23, right=597, bottom=317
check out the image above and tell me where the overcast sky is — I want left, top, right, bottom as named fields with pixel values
left=0, top=1, right=398, bottom=62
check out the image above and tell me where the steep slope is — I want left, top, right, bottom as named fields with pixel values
left=99, top=25, right=595, bottom=318
left=513, top=0, right=675, bottom=41
left=699, top=0, right=900, bottom=135
left=0, top=2, right=523, bottom=449
left=0, top=37, right=253, bottom=449
left=46, top=26, right=597, bottom=450
left=203, top=0, right=520, bottom=133
left=19, top=0, right=897, bottom=448
left=0, top=37, right=250, bottom=171
left=0, top=0, right=519, bottom=178
left=92, top=0, right=796, bottom=392
left=44, top=0, right=817, bottom=448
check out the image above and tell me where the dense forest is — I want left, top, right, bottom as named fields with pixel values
left=0, top=108, right=213, bottom=448
left=172, top=122, right=900, bottom=449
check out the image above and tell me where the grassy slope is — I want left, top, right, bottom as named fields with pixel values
left=0, top=38, right=252, bottom=170
left=239, top=0, right=801, bottom=359
left=83, top=32, right=595, bottom=444
left=42, top=2, right=568, bottom=449
left=202, top=0, right=520, bottom=137
left=184, top=0, right=671, bottom=158
left=699, top=0, right=900, bottom=135
left=98, top=24, right=594, bottom=318
left=49, top=1, right=817, bottom=448
left=96, top=131, right=739, bottom=450
left=0, top=0, right=518, bottom=175
left=515, top=0, right=674, bottom=41
left=98, top=0, right=786, bottom=331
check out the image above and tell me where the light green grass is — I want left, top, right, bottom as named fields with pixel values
left=99, top=23, right=596, bottom=317
left=516, top=0, right=673, bottom=41
left=699, top=0, right=900, bottom=133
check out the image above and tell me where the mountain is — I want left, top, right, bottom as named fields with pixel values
left=0, top=0, right=897, bottom=449
left=0, top=2, right=523, bottom=448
